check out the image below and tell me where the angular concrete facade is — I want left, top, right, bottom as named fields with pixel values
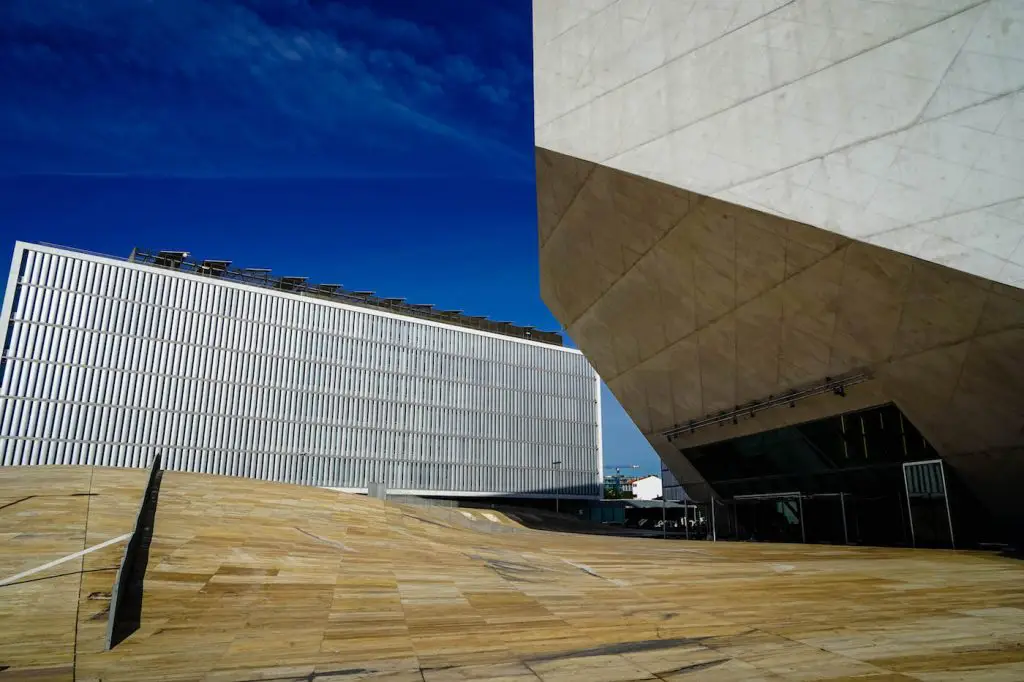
left=534, top=0, right=1024, bottom=540
left=536, top=0, right=1024, bottom=287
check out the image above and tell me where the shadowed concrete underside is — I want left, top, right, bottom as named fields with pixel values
left=537, top=147, right=1024, bottom=537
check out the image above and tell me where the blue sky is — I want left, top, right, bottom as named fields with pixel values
left=0, top=0, right=661, bottom=476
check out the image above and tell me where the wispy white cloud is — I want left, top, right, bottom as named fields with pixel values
left=0, top=0, right=534, bottom=179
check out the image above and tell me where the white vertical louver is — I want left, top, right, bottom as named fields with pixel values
left=0, top=243, right=603, bottom=498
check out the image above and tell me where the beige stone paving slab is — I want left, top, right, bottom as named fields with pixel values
left=1, top=467, right=1022, bottom=681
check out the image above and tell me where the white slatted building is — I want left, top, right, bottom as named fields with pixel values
left=0, top=242, right=602, bottom=498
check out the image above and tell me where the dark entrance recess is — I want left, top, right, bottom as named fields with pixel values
left=679, top=403, right=984, bottom=548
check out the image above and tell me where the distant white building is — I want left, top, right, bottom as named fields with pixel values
left=630, top=475, right=662, bottom=501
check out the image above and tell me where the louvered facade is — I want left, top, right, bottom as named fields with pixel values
left=0, top=242, right=602, bottom=498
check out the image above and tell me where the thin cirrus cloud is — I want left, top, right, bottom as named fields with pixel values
left=0, top=0, right=535, bottom=179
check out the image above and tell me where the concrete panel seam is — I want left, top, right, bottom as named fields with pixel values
left=910, top=3, right=986, bottom=127
left=536, top=0, right=619, bottom=50
left=864, top=185, right=1024, bottom=246
left=599, top=0, right=990, bottom=170
left=824, top=244, right=858, bottom=377
left=597, top=228, right=849, bottom=385
left=538, top=0, right=798, bottom=130
left=929, top=288, right=1014, bottom=432
left=559, top=195, right=711, bottom=330
left=708, top=87, right=1024, bottom=212
left=537, top=149, right=598, bottom=251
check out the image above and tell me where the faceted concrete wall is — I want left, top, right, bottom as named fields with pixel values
left=534, top=0, right=1024, bottom=288
left=537, top=148, right=1024, bottom=531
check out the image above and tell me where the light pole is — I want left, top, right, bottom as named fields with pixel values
left=662, top=492, right=667, bottom=540
left=553, top=460, right=562, bottom=515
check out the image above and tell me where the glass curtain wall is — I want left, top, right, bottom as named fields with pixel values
left=681, top=403, right=971, bottom=547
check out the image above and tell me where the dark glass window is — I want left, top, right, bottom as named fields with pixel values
left=685, top=402, right=937, bottom=498
left=676, top=403, right=951, bottom=546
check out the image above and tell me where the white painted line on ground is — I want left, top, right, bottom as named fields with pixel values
left=561, top=558, right=602, bottom=578
left=294, top=527, right=356, bottom=552
left=0, top=532, right=132, bottom=587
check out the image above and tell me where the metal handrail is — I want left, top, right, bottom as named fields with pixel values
left=663, top=371, right=871, bottom=439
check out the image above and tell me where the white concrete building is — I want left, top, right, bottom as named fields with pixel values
left=534, top=1, right=1024, bottom=545
left=630, top=474, right=662, bottom=501
left=0, top=242, right=603, bottom=499
left=535, top=0, right=1024, bottom=287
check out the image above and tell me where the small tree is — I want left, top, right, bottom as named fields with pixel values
left=604, top=485, right=635, bottom=500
